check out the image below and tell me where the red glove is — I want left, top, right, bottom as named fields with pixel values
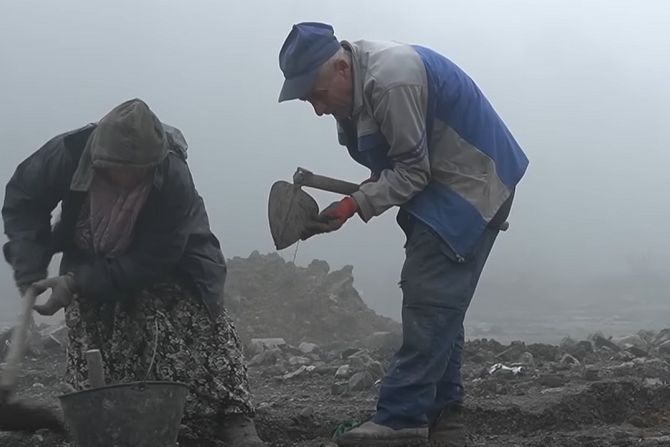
left=301, top=197, right=358, bottom=240
left=319, top=196, right=358, bottom=225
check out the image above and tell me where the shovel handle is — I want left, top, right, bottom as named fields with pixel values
left=0, top=287, right=40, bottom=394
left=293, top=167, right=359, bottom=196
left=85, top=349, right=105, bottom=388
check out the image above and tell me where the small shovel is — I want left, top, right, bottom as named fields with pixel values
left=0, top=286, right=66, bottom=434
left=268, top=167, right=359, bottom=250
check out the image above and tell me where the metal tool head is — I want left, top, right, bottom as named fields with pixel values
left=268, top=180, right=319, bottom=250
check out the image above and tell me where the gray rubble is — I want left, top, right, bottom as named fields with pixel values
left=1, top=253, right=670, bottom=447
left=223, top=252, right=401, bottom=346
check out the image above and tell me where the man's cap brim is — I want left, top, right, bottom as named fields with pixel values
left=278, top=68, right=319, bottom=102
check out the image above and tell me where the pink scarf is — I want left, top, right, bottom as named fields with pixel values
left=75, top=174, right=152, bottom=257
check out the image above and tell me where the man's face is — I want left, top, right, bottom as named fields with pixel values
left=301, top=58, right=353, bottom=119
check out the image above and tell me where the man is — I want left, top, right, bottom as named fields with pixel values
left=2, top=99, right=265, bottom=446
left=278, top=23, right=528, bottom=447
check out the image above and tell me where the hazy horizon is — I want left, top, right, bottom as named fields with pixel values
left=2, top=0, right=669, bottom=342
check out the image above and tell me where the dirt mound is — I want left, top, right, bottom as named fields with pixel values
left=223, top=251, right=401, bottom=346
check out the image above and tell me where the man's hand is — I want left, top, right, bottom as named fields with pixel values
left=31, top=274, right=77, bottom=316
left=301, top=196, right=358, bottom=240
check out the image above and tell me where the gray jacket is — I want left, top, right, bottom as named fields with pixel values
left=337, top=40, right=528, bottom=257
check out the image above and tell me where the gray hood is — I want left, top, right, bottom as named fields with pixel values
left=71, top=98, right=180, bottom=191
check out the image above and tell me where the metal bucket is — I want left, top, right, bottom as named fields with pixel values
left=58, top=381, right=188, bottom=447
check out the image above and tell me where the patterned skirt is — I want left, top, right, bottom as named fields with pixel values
left=64, top=282, right=254, bottom=441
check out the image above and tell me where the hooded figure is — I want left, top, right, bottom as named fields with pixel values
left=2, top=99, right=265, bottom=446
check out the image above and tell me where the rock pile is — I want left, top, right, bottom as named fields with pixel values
left=224, top=252, right=401, bottom=346
left=245, top=336, right=395, bottom=395
left=243, top=327, right=670, bottom=403
left=462, top=329, right=670, bottom=399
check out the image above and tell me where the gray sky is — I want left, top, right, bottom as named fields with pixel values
left=1, top=1, right=669, bottom=339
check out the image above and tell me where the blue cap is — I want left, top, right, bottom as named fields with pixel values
left=278, top=22, right=341, bottom=102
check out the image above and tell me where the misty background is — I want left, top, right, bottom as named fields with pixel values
left=1, top=0, right=668, bottom=342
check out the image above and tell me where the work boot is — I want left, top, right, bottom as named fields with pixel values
left=429, top=405, right=466, bottom=447
left=219, top=414, right=266, bottom=446
left=335, top=421, right=429, bottom=447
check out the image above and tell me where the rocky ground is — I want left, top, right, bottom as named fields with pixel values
left=2, top=328, right=670, bottom=446
left=1, top=253, right=669, bottom=446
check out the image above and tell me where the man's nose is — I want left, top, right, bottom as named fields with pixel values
left=312, top=101, right=327, bottom=117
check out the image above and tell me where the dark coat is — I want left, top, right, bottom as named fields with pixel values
left=2, top=124, right=226, bottom=318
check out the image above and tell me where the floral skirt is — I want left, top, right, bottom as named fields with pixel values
left=64, top=282, right=254, bottom=441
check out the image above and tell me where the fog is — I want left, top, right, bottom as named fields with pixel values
left=1, top=0, right=669, bottom=341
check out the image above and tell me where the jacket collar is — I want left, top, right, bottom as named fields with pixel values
left=341, top=40, right=365, bottom=119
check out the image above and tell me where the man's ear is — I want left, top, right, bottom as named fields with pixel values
left=334, top=57, right=350, bottom=76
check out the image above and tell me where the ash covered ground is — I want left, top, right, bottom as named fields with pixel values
left=2, top=253, right=669, bottom=446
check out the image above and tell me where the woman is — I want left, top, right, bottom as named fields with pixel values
left=3, top=98, right=265, bottom=446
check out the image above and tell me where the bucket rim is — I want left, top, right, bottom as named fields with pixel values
left=57, top=381, right=189, bottom=400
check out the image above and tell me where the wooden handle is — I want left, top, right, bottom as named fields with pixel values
left=293, top=167, right=359, bottom=196
left=0, top=287, right=40, bottom=394
left=85, top=349, right=105, bottom=388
